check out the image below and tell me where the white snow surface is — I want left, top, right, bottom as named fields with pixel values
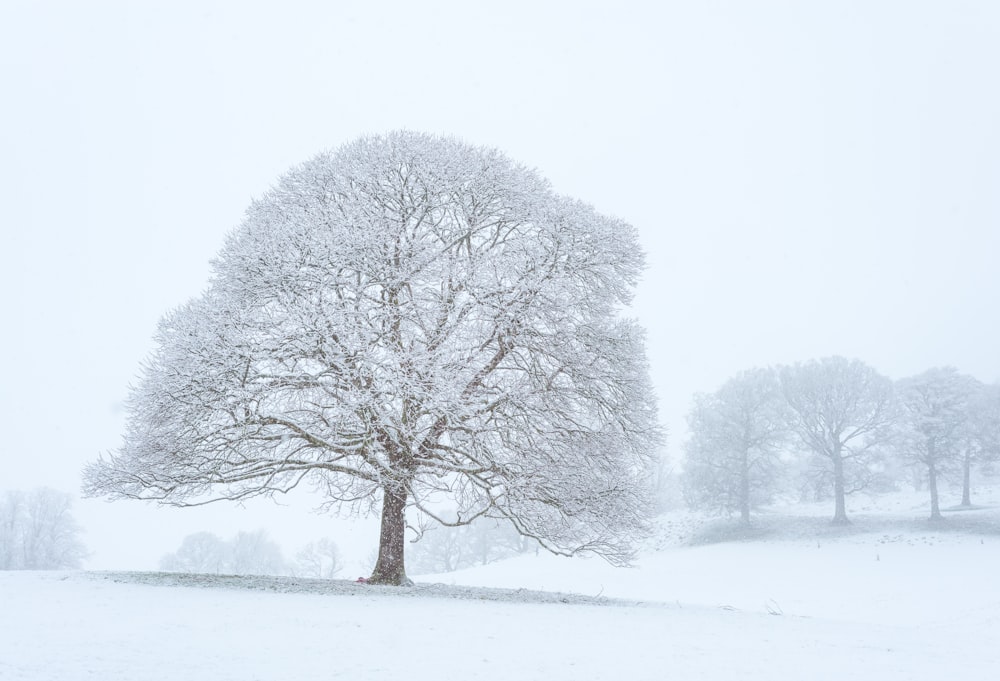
left=3, top=489, right=999, bottom=680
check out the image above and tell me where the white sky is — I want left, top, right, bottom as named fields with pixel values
left=2, top=0, right=998, bottom=569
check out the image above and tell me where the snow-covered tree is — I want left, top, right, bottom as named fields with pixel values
left=0, top=489, right=87, bottom=570
left=408, top=512, right=527, bottom=574
left=962, top=382, right=1000, bottom=506
left=408, top=515, right=469, bottom=575
left=84, top=131, right=661, bottom=585
left=160, top=529, right=287, bottom=575
left=895, top=367, right=980, bottom=519
left=294, top=537, right=342, bottom=579
left=650, top=450, right=682, bottom=513
left=159, top=532, right=229, bottom=574
left=681, top=368, right=789, bottom=524
left=230, top=530, right=287, bottom=576
left=780, top=357, right=896, bottom=524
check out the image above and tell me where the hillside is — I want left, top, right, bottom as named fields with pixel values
left=2, top=482, right=998, bottom=680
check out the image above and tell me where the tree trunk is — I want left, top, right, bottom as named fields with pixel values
left=740, top=450, right=751, bottom=525
left=831, top=450, right=849, bottom=525
left=928, top=463, right=942, bottom=521
left=961, top=451, right=972, bottom=507
left=368, top=484, right=412, bottom=585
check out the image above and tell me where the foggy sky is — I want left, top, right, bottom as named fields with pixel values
left=2, top=0, right=998, bottom=568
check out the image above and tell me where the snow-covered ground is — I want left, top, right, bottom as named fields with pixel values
left=3, top=484, right=999, bottom=680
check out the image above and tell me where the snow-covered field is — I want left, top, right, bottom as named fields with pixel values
left=3, top=486, right=999, bottom=680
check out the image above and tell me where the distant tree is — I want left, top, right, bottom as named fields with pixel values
left=462, top=517, right=528, bottom=567
left=895, top=368, right=980, bottom=519
left=159, top=532, right=229, bottom=573
left=230, top=530, right=287, bottom=576
left=294, top=538, right=342, bottom=579
left=962, top=383, right=1000, bottom=506
left=0, top=495, right=17, bottom=569
left=650, top=451, right=683, bottom=513
left=681, top=368, right=789, bottom=524
left=0, top=488, right=87, bottom=570
left=83, top=131, right=661, bottom=585
left=408, top=513, right=527, bottom=575
left=780, top=357, right=896, bottom=525
left=160, top=529, right=287, bottom=575
left=408, top=517, right=468, bottom=575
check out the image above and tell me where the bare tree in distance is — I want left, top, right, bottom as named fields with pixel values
left=408, top=516, right=468, bottom=575
left=650, top=449, right=682, bottom=513
left=84, top=131, right=661, bottom=585
left=895, top=367, right=980, bottom=519
left=408, top=512, right=528, bottom=574
left=159, top=532, right=229, bottom=574
left=230, top=530, right=287, bottom=576
left=160, top=529, right=287, bottom=576
left=780, top=357, right=896, bottom=525
left=294, top=538, right=342, bottom=579
left=682, top=367, right=789, bottom=524
left=962, top=382, right=1000, bottom=506
left=0, top=488, right=87, bottom=570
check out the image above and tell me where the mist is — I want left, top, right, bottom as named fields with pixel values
left=1, top=2, right=998, bottom=678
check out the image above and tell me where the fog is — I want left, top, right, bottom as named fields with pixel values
left=1, top=1, right=998, bottom=570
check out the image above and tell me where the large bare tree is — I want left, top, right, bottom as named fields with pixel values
left=84, top=132, right=660, bottom=584
left=780, top=357, right=896, bottom=525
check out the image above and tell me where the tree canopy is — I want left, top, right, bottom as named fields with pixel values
left=84, top=132, right=661, bottom=584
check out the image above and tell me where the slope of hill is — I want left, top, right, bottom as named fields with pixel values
left=2, top=482, right=998, bottom=680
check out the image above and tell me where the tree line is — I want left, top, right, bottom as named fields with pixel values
left=160, top=530, right=343, bottom=579
left=159, top=516, right=538, bottom=578
left=681, top=357, right=1000, bottom=524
